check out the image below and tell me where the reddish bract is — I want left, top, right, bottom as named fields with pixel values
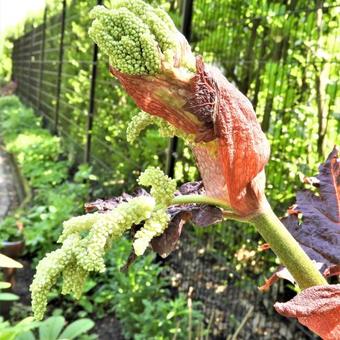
left=110, top=57, right=270, bottom=217
left=275, top=285, right=340, bottom=340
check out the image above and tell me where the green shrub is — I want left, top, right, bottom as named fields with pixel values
left=0, top=96, right=41, bottom=141
left=0, top=216, right=22, bottom=242
left=0, top=97, right=89, bottom=257
left=0, top=96, right=68, bottom=188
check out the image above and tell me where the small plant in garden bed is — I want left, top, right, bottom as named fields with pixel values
left=0, top=217, right=23, bottom=243
left=15, top=0, right=339, bottom=338
left=0, top=97, right=92, bottom=259
left=0, top=315, right=96, bottom=340
left=0, top=96, right=68, bottom=188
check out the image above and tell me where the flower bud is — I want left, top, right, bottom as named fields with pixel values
left=111, top=58, right=270, bottom=217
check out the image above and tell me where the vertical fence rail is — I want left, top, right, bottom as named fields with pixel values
left=28, top=26, right=35, bottom=106
left=84, top=0, right=103, bottom=164
left=38, top=7, right=48, bottom=116
left=165, top=0, right=194, bottom=177
left=54, top=0, right=67, bottom=133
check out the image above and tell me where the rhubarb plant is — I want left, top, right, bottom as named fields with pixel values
left=30, top=1, right=339, bottom=338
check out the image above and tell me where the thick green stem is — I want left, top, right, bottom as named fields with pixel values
left=171, top=194, right=327, bottom=290
left=250, top=201, right=327, bottom=290
left=172, top=194, right=231, bottom=211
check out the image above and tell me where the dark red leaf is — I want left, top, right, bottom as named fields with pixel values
left=85, top=181, right=222, bottom=259
left=84, top=188, right=150, bottom=213
left=149, top=182, right=223, bottom=258
left=151, top=212, right=190, bottom=258
left=261, top=147, right=340, bottom=290
left=274, top=284, right=340, bottom=340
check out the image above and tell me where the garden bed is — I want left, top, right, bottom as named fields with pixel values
left=0, top=96, right=205, bottom=339
left=167, top=230, right=318, bottom=339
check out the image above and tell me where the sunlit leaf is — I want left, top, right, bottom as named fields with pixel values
left=275, top=284, right=340, bottom=340
left=0, top=254, right=23, bottom=268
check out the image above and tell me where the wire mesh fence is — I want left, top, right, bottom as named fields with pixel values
left=10, top=0, right=339, bottom=338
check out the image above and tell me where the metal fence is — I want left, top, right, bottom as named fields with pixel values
left=11, top=0, right=339, bottom=197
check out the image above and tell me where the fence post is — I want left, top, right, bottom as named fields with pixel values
left=28, top=26, right=36, bottom=106
left=84, top=0, right=103, bottom=164
left=54, top=0, right=67, bottom=133
left=165, top=0, right=194, bottom=177
left=10, top=38, right=16, bottom=82
left=38, top=7, right=48, bottom=115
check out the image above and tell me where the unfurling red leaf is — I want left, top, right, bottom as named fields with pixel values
left=261, top=147, right=340, bottom=290
left=274, top=285, right=340, bottom=340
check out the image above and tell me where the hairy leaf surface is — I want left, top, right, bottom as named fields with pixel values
left=274, top=284, right=340, bottom=340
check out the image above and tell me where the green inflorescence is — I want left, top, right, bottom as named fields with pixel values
left=30, top=167, right=177, bottom=320
left=126, top=111, right=155, bottom=144
left=133, top=167, right=177, bottom=255
left=30, top=234, right=81, bottom=321
left=133, top=209, right=170, bottom=256
left=127, top=111, right=196, bottom=146
left=138, top=167, right=176, bottom=207
left=89, top=0, right=195, bottom=75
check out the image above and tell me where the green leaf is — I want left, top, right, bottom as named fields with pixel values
left=0, top=292, right=19, bottom=301
left=58, top=319, right=95, bottom=339
left=0, top=254, right=23, bottom=268
left=38, top=316, right=65, bottom=340
left=0, top=281, right=11, bottom=289
left=16, top=330, right=36, bottom=340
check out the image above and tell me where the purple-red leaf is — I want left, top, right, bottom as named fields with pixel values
left=274, top=284, right=340, bottom=340
left=150, top=211, right=190, bottom=258
left=287, top=146, right=340, bottom=266
left=261, top=147, right=340, bottom=290
left=84, top=181, right=223, bottom=260
left=84, top=188, right=150, bottom=213
left=150, top=182, right=223, bottom=257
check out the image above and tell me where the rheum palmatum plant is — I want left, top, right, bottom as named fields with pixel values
left=31, top=1, right=340, bottom=338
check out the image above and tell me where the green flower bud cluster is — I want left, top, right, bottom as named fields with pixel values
left=30, top=196, right=155, bottom=320
left=61, top=260, right=87, bottom=299
left=30, top=167, right=177, bottom=320
left=134, top=167, right=177, bottom=255
left=138, top=167, right=177, bottom=207
left=133, top=209, right=170, bottom=256
left=30, top=234, right=80, bottom=321
left=89, top=0, right=195, bottom=75
left=59, top=213, right=100, bottom=242
left=127, top=111, right=196, bottom=145
left=75, top=197, right=155, bottom=273
left=126, top=111, right=155, bottom=144
left=89, top=5, right=161, bottom=75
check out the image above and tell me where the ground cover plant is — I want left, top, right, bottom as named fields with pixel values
left=0, top=95, right=205, bottom=339
left=24, top=1, right=339, bottom=339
